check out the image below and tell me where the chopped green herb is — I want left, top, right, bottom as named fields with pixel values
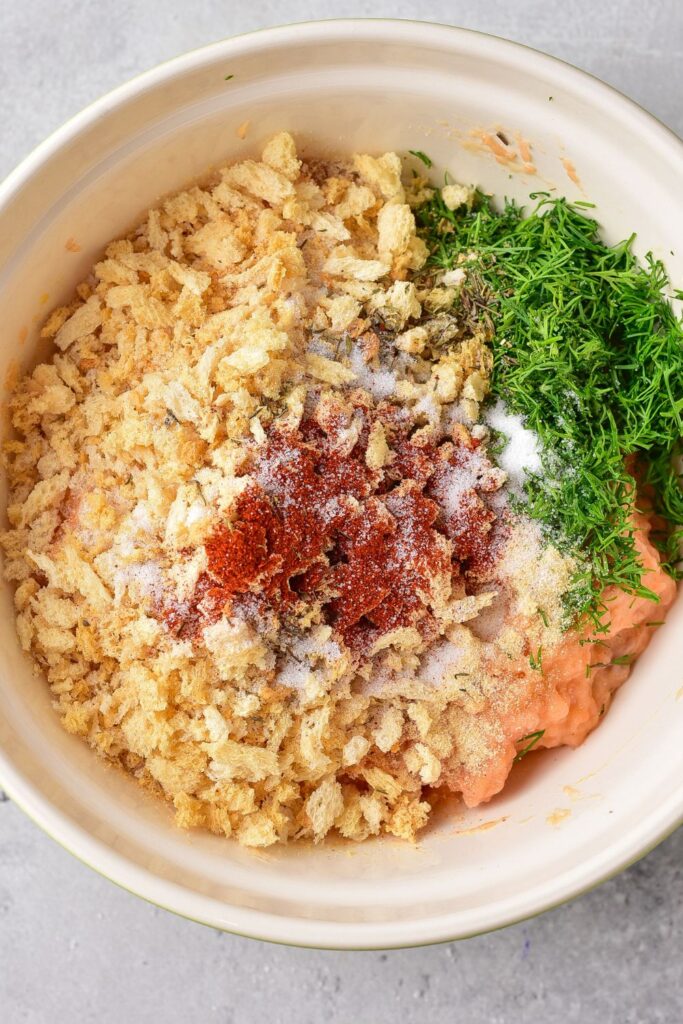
left=514, top=730, right=545, bottom=762
left=590, top=654, right=633, bottom=671
left=529, top=646, right=543, bottom=672
left=538, top=608, right=550, bottom=628
left=224, top=74, right=234, bottom=81
left=415, top=189, right=683, bottom=627
left=486, top=426, right=508, bottom=457
left=408, top=150, right=433, bottom=168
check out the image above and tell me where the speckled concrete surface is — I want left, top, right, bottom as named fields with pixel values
left=1, top=2, right=682, bottom=1021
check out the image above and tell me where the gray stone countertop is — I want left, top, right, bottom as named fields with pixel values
left=1, top=1, right=682, bottom=1021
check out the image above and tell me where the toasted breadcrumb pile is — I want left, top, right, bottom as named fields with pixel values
left=2, top=133, right=573, bottom=846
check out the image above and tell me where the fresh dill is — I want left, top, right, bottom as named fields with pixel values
left=514, top=730, right=545, bottom=762
left=528, top=646, right=543, bottom=672
left=408, top=150, right=433, bottom=168
left=587, top=654, right=633, bottom=673
left=415, top=188, right=683, bottom=627
left=486, top=426, right=508, bottom=457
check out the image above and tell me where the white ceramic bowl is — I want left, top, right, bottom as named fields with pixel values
left=1, top=19, right=682, bottom=949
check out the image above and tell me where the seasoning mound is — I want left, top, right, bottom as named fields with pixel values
left=163, top=402, right=508, bottom=658
left=2, top=132, right=675, bottom=847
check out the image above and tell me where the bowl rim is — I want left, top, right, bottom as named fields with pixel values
left=0, top=17, right=681, bottom=949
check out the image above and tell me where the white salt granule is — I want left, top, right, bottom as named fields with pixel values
left=418, top=639, right=471, bottom=688
left=275, top=657, right=311, bottom=691
left=359, top=634, right=477, bottom=698
left=276, top=632, right=343, bottom=692
left=307, top=330, right=397, bottom=401
left=130, top=501, right=155, bottom=533
left=412, top=390, right=442, bottom=428
left=441, top=268, right=467, bottom=288
left=349, top=344, right=396, bottom=400
left=429, top=447, right=488, bottom=522
left=485, top=399, right=541, bottom=491
left=443, top=399, right=475, bottom=428
left=112, top=559, right=165, bottom=604
left=306, top=333, right=334, bottom=359
left=331, top=411, right=364, bottom=454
